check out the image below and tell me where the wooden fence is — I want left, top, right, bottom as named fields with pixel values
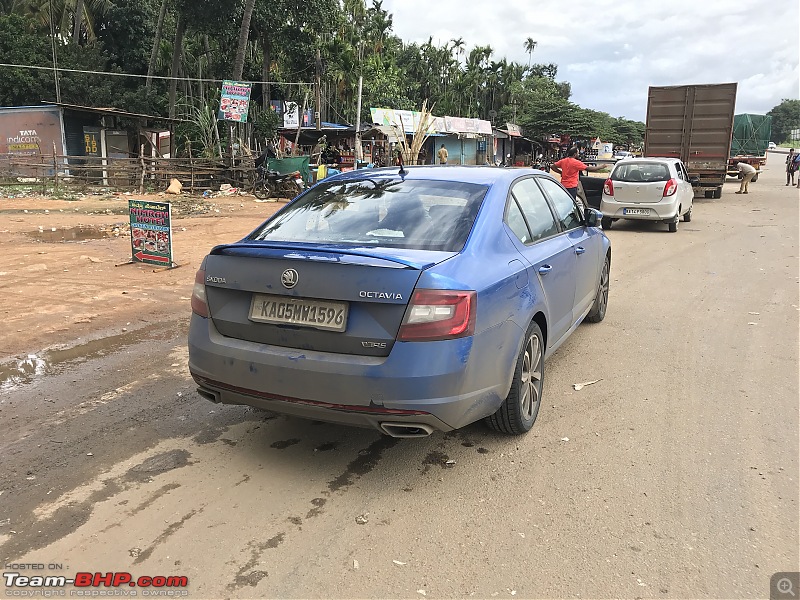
left=0, top=153, right=255, bottom=193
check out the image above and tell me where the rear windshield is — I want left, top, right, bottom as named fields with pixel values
left=612, top=162, right=671, bottom=183
left=249, top=177, right=488, bottom=252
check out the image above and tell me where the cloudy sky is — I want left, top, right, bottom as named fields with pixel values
left=381, top=0, right=799, bottom=123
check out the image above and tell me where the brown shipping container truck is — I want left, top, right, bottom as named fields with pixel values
left=644, top=83, right=737, bottom=199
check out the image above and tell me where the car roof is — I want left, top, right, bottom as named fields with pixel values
left=615, top=157, right=679, bottom=164
left=328, top=165, right=549, bottom=187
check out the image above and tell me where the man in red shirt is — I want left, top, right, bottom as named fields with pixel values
left=552, top=147, right=607, bottom=200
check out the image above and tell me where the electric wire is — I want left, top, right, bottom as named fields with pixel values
left=0, top=62, right=311, bottom=86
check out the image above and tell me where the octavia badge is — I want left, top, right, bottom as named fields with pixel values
left=281, top=269, right=299, bottom=289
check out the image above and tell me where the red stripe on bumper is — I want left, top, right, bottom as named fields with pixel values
left=191, top=373, right=430, bottom=416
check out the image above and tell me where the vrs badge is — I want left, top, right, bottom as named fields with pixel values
left=281, top=269, right=299, bottom=289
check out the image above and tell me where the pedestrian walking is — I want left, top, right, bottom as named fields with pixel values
left=552, top=147, right=607, bottom=200
left=437, top=144, right=448, bottom=165
left=786, top=148, right=797, bottom=186
left=734, top=162, right=758, bottom=194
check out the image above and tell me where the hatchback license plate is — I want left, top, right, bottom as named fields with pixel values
left=624, top=208, right=651, bottom=216
left=249, top=294, right=348, bottom=332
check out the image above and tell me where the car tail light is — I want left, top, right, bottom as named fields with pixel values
left=663, top=178, right=678, bottom=197
left=398, top=290, right=476, bottom=342
left=191, top=268, right=209, bottom=317
left=603, top=179, right=614, bottom=196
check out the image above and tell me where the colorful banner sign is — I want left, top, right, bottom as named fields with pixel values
left=129, top=200, right=174, bottom=266
left=218, top=80, right=252, bottom=123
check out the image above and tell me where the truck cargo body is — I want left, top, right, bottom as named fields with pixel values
left=645, top=83, right=737, bottom=198
left=727, top=113, right=771, bottom=178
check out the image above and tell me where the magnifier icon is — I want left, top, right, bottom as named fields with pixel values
left=778, top=578, right=796, bottom=597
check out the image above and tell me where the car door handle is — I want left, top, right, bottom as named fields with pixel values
left=538, top=265, right=553, bottom=274
left=575, top=246, right=586, bottom=255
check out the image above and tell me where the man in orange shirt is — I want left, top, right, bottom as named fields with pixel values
left=552, top=147, right=607, bottom=200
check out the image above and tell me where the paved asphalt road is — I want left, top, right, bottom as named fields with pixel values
left=1, top=153, right=798, bottom=599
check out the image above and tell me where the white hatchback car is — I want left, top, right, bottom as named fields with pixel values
left=600, top=158, right=694, bottom=233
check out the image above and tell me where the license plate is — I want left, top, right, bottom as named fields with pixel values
left=624, top=208, right=651, bottom=216
left=249, top=294, right=348, bottom=332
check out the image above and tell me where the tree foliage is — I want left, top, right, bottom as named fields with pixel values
left=767, top=99, right=800, bottom=144
left=0, top=0, right=647, bottom=152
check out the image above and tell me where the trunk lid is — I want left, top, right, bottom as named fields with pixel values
left=609, top=180, right=667, bottom=204
left=203, top=242, right=456, bottom=357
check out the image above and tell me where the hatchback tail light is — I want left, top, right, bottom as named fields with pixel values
left=398, top=290, right=476, bottom=341
left=191, top=268, right=209, bottom=317
left=663, top=178, right=678, bottom=197
left=603, top=179, right=614, bottom=196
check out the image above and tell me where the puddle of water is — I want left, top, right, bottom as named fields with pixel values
left=25, top=225, right=123, bottom=243
left=0, top=321, right=184, bottom=392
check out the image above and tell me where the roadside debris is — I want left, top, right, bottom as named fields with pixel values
left=355, top=514, right=369, bottom=525
left=560, top=437, right=570, bottom=442
left=165, top=179, right=183, bottom=195
left=573, top=379, right=602, bottom=391
left=352, top=560, right=359, bottom=570
left=392, top=560, right=406, bottom=566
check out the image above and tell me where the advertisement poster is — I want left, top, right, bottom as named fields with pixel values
left=283, top=102, right=300, bottom=128
left=218, top=80, right=252, bottom=123
left=129, top=200, right=174, bottom=266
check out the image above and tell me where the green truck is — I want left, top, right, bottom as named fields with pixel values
left=727, top=113, right=772, bottom=182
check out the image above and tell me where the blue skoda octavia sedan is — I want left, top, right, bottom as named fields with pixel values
left=188, top=166, right=610, bottom=437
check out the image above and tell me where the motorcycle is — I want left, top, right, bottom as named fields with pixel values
left=253, top=167, right=305, bottom=200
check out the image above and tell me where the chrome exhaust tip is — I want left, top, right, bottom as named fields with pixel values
left=380, top=422, right=435, bottom=438
left=196, top=387, right=221, bottom=404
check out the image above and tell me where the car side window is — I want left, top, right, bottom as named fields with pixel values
left=505, top=200, right=531, bottom=244
left=675, top=163, right=684, bottom=180
left=510, top=178, right=559, bottom=242
left=537, top=177, right=583, bottom=231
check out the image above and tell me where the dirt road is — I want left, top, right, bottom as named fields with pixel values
left=1, top=155, right=798, bottom=599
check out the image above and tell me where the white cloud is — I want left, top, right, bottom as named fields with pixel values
left=382, top=0, right=800, bottom=121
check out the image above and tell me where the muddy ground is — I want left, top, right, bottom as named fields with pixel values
left=0, top=157, right=798, bottom=599
left=0, top=190, right=283, bottom=364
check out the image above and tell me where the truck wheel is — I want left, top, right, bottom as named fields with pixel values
left=704, top=190, right=713, bottom=198
left=713, top=187, right=723, bottom=199
left=601, top=216, right=613, bottom=230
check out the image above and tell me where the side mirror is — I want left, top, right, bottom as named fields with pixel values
left=585, top=208, right=602, bottom=228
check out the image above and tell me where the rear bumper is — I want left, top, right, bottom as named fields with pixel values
left=600, top=197, right=679, bottom=221
left=187, top=315, right=515, bottom=433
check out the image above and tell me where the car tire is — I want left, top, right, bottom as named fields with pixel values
left=683, top=207, right=692, bottom=222
left=668, top=219, right=678, bottom=233
left=485, top=321, right=544, bottom=435
left=585, top=256, right=610, bottom=323
left=601, top=216, right=613, bottom=230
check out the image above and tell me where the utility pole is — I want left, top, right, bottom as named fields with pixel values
left=354, top=75, right=364, bottom=162
left=315, top=47, right=322, bottom=131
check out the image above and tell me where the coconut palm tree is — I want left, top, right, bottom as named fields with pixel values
left=232, top=0, right=256, bottom=80
left=524, top=37, right=537, bottom=68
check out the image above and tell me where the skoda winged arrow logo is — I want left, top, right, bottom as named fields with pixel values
left=281, top=269, right=299, bottom=289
